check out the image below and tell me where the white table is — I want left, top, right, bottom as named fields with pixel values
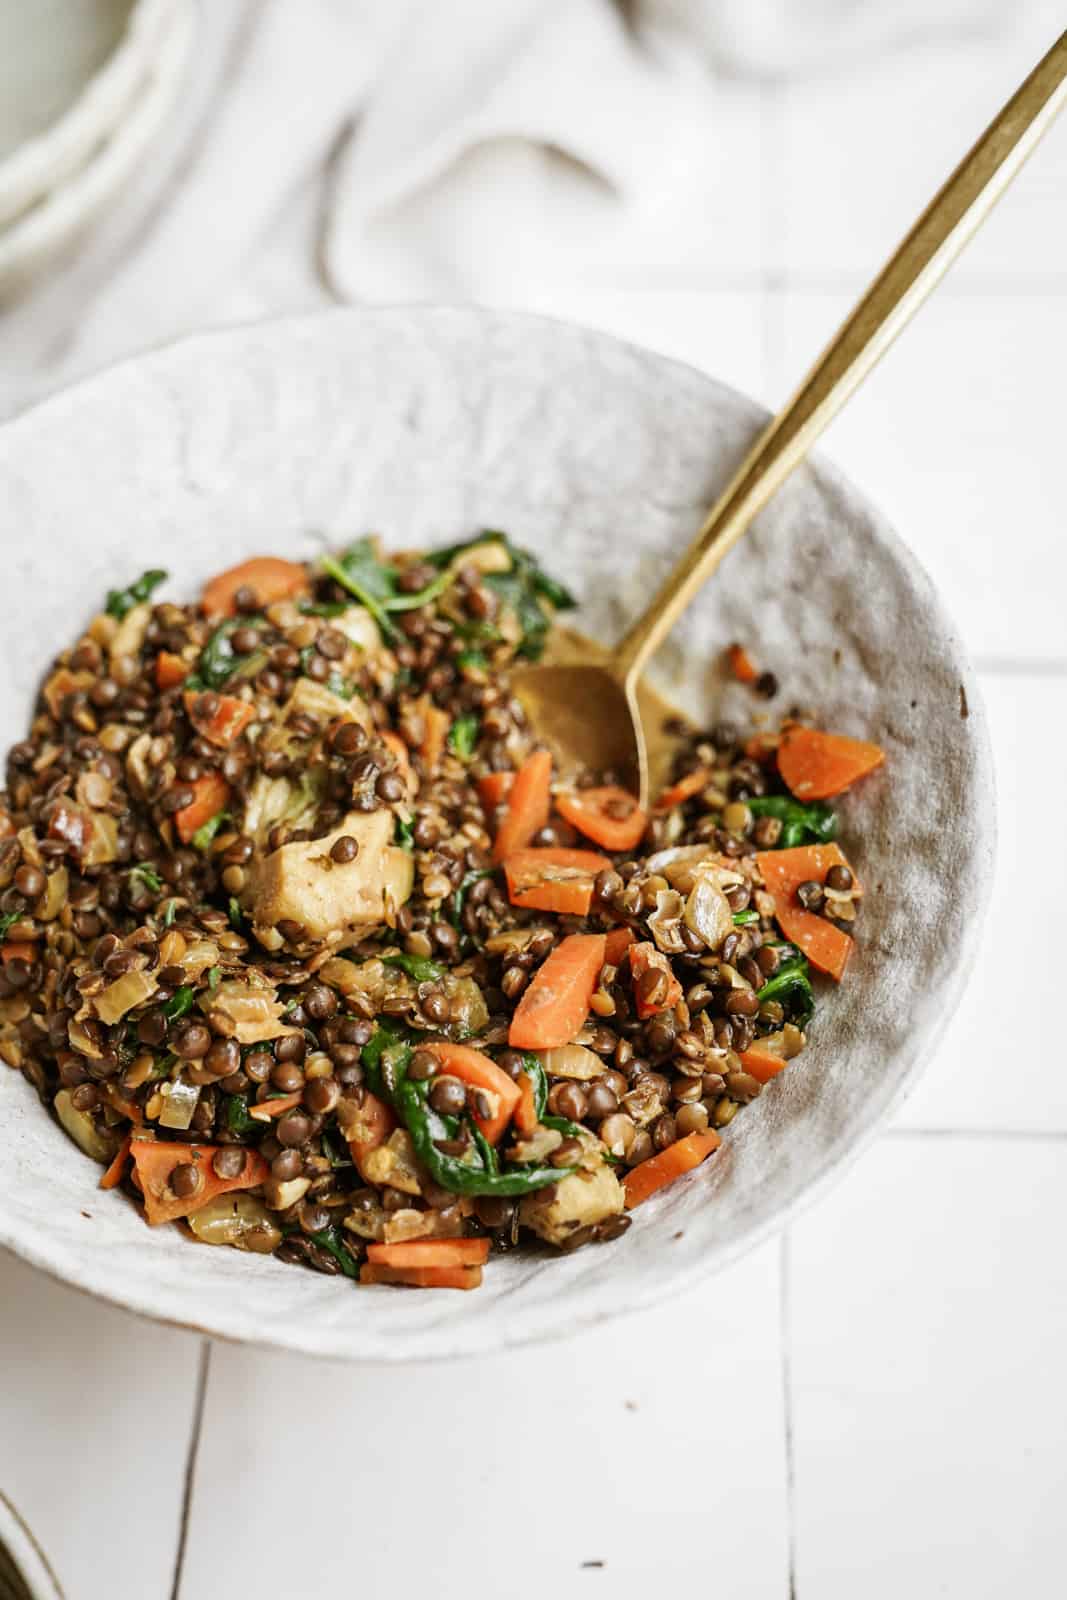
left=2, top=18, right=1065, bottom=1598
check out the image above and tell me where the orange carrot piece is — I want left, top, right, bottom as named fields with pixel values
left=183, top=689, right=255, bottom=748
left=755, top=844, right=859, bottom=981
left=740, top=1043, right=789, bottom=1085
left=503, top=846, right=612, bottom=917
left=478, top=770, right=514, bottom=810
left=423, top=1041, right=521, bottom=1145
left=628, top=941, right=683, bottom=1018
left=359, top=1263, right=483, bottom=1290
left=248, top=1090, right=304, bottom=1122
left=654, top=767, right=711, bottom=812
left=173, top=772, right=230, bottom=845
left=491, top=749, right=552, bottom=863
left=105, top=1083, right=143, bottom=1125
left=417, top=696, right=451, bottom=773
left=514, top=1071, right=539, bottom=1136
left=744, top=732, right=779, bottom=763
left=346, top=1090, right=396, bottom=1181
left=155, top=651, right=188, bottom=690
left=99, top=1134, right=133, bottom=1190
left=726, top=642, right=759, bottom=684
left=366, top=1237, right=490, bottom=1268
left=508, top=932, right=606, bottom=1050
left=0, top=942, right=35, bottom=966
left=603, top=925, right=636, bottom=967
left=622, top=1130, right=722, bottom=1209
left=555, top=786, right=647, bottom=853
left=129, top=1139, right=268, bottom=1226
left=201, top=556, right=309, bottom=620
left=777, top=725, right=885, bottom=800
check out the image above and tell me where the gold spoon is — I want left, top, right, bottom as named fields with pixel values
left=512, top=31, right=1067, bottom=809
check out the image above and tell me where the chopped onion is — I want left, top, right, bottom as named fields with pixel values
left=187, top=1193, right=281, bottom=1253
left=535, top=1043, right=604, bottom=1080
left=54, top=1089, right=114, bottom=1163
left=94, top=968, right=157, bottom=1026
left=684, top=868, right=734, bottom=952
left=158, top=1077, right=201, bottom=1131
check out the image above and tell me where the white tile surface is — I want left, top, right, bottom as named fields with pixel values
left=787, top=1135, right=1067, bottom=1599
left=897, top=671, right=1067, bottom=1132
left=768, top=288, right=1067, bottom=661
left=0, top=1248, right=201, bottom=1599
left=776, top=18, right=1067, bottom=286
left=179, top=1240, right=789, bottom=1600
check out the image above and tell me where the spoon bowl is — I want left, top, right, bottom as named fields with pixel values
left=510, top=661, right=643, bottom=795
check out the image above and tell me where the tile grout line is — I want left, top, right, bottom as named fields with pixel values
left=169, top=1338, right=212, bottom=1600
left=779, top=1230, right=798, bottom=1600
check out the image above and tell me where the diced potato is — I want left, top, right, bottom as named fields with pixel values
left=519, top=1163, right=624, bottom=1246
left=54, top=1089, right=115, bottom=1163
left=248, top=809, right=414, bottom=946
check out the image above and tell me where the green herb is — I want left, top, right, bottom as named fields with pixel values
left=224, top=1093, right=259, bottom=1136
left=129, top=863, right=163, bottom=895
left=298, top=599, right=350, bottom=618
left=191, top=811, right=230, bottom=852
left=394, top=814, right=415, bottom=851
left=542, top=1113, right=585, bottom=1142
left=382, top=952, right=444, bottom=984
left=162, top=899, right=178, bottom=928
left=362, top=1022, right=570, bottom=1197
left=206, top=965, right=221, bottom=992
left=189, top=617, right=266, bottom=691
left=321, top=540, right=453, bottom=641
left=517, top=1054, right=548, bottom=1123
left=321, top=1128, right=354, bottom=1169
left=447, top=712, right=480, bottom=761
left=757, top=943, right=815, bottom=1027
left=309, top=1225, right=360, bottom=1279
left=455, top=649, right=488, bottom=672
left=428, top=531, right=576, bottom=661
left=449, top=868, right=492, bottom=929
left=227, top=896, right=244, bottom=929
left=105, top=568, right=167, bottom=620
left=0, top=911, right=18, bottom=941
left=748, top=795, right=837, bottom=850
left=162, top=985, right=196, bottom=1021
left=732, top=908, right=760, bottom=926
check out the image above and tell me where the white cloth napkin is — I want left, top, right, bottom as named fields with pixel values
left=1, top=0, right=1051, bottom=416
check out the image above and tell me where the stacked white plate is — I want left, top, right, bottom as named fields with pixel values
left=0, top=0, right=196, bottom=302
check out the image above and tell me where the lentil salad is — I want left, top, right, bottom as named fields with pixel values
left=0, top=535, right=885, bottom=1291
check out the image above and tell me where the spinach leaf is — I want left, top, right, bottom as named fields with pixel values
left=455, top=649, right=488, bottom=672
left=309, top=1225, right=360, bottom=1279
left=191, top=811, right=230, bottom=852
left=757, top=943, right=815, bottom=1027
left=105, top=568, right=167, bottom=620
left=382, top=952, right=444, bottom=984
left=0, top=911, right=19, bottom=941
left=321, top=540, right=453, bottom=641
left=227, top=896, right=244, bottom=929
left=394, top=814, right=415, bottom=851
left=162, top=985, right=196, bottom=1022
left=161, top=899, right=178, bottom=928
left=748, top=795, right=837, bottom=849
left=129, top=863, right=163, bottom=895
left=732, top=908, right=759, bottom=926
left=449, top=868, right=492, bottom=929
left=428, top=531, right=576, bottom=660
left=223, top=1093, right=259, bottom=1136
left=517, top=1054, right=548, bottom=1123
left=190, top=617, right=267, bottom=691
left=447, top=712, right=480, bottom=761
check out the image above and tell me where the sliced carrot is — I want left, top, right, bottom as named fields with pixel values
left=726, top=643, right=759, bottom=684
left=155, top=651, right=188, bottom=690
left=503, top=846, right=612, bottom=916
left=366, top=1237, right=490, bottom=1268
left=514, top=1071, right=539, bottom=1136
left=555, top=785, right=647, bottom=853
left=423, top=1041, right=521, bottom=1146
left=183, top=689, right=255, bottom=748
left=129, top=1139, right=269, bottom=1226
left=603, top=925, right=636, bottom=967
left=201, top=556, right=309, bottom=620
left=249, top=1090, right=304, bottom=1122
left=99, top=1134, right=133, bottom=1190
left=777, top=725, right=885, bottom=800
left=478, top=770, right=514, bottom=810
left=491, top=749, right=552, bottom=863
left=740, top=1043, right=789, bottom=1085
left=654, top=767, right=711, bottom=812
left=345, top=1090, right=396, bottom=1183
left=359, top=1263, right=483, bottom=1290
left=173, top=772, right=230, bottom=845
left=508, top=932, right=606, bottom=1051
left=628, top=941, right=683, bottom=1018
left=1, top=942, right=35, bottom=966
left=755, top=844, right=859, bottom=981
left=744, top=732, right=779, bottom=763
left=417, top=695, right=451, bottom=773
left=622, top=1130, right=722, bottom=1209
left=105, top=1083, right=144, bottom=1125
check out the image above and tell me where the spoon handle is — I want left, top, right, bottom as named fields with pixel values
left=612, top=29, right=1067, bottom=686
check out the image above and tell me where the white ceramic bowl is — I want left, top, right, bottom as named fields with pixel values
left=0, top=1490, right=62, bottom=1600
left=0, top=308, right=994, bottom=1361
